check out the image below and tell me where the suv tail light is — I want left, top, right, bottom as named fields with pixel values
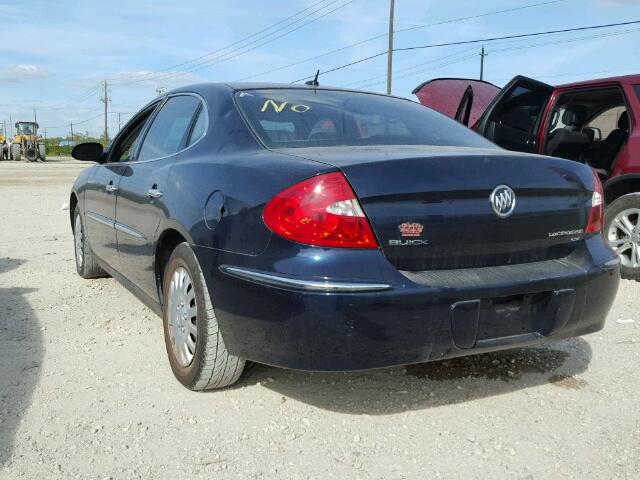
left=263, top=172, right=379, bottom=248
left=585, top=170, right=604, bottom=234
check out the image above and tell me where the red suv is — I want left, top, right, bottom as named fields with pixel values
left=415, top=75, right=640, bottom=281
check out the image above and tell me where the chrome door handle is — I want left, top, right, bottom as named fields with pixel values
left=105, top=184, right=118, bottom=193
left=147, top=188, right=163, bottom=199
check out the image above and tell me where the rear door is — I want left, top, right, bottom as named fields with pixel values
left=115, top=94, right=205, bottom=299
left=476, top=75, right=553, bottom=153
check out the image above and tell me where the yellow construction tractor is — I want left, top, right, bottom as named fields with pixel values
left=10, top=121, right=46, bottom=161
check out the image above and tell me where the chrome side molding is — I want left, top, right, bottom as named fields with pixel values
left=86, top=211, right=114, bottom=228
left=86, top=212, right=145, bottom=239
left=219, top=265, right=391, bottom=292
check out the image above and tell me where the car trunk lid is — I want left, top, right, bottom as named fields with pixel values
left=278, top=145, right=594, bottom=271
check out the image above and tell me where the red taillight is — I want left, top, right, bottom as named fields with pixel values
left=586, top=170, right=604, bottom=234
left=263, top=172, right=379, bottom=248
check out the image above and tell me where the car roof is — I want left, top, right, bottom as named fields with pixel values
left=556, top=73, right=640, bottom=89
left=163, top=82, right=415, bottom=103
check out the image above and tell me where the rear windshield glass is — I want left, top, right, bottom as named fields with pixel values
left=234, top=89, right=496, bottom=149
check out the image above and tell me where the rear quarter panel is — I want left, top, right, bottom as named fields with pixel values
left=158, top=89, right=335, bottom=255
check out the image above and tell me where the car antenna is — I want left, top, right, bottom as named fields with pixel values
left=305, top=70, right=320, bottom=87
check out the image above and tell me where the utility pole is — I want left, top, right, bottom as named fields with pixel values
left=479, top=46, right=487, bottom=81
left=9, top=116, right=12, bottom=138
left=100, top=80, right=110, bottom=142
left=33, top=108, right=38, bottom=137
left=70, top=123, right=74, bottom=144
left=386, top=0, right=395, bottom=95
left=118, top=113, right=122, bottom=131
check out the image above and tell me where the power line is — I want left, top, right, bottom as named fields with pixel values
left=114, top=0, right=357, bottom=87
left=360, top=28, right=640, bottom=88
left=353, top=27, right=640, bottom=89
left=345, top=28, right=640, bottom=88
left=291, top=19, right=640, bottom=83
left=237, top=0, right=570, bottom=81
left=111, top=0, right=335, bottom=82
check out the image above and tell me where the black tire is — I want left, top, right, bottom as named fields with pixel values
left=162, top=243, right=245, bottom=390
left=38, top=144, right=46, bottom=161
left=605, top=193, right=640, bottom=282
left=11, top=144, right=21, bottom=162
left=25, top=147, right=38, bottom=162
left=73, top=210, right=108, bottom=279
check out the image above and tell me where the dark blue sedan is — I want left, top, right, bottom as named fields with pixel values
left=70, top=83, right=620, bottom=390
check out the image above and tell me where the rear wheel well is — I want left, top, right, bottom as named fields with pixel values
left=605, top=175, right=640, bottom=205
left=155, top=229, right=187, bottom=302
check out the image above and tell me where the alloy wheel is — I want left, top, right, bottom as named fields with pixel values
left=607, top=208, right=640, bottom=268
left=167, top=266, right=198, bottom=367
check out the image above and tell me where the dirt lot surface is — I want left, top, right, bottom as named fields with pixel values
left=1, top=160, right=639, bottom=479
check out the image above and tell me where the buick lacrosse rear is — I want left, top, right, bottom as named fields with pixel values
left=70, top=84, right=620, bottom=390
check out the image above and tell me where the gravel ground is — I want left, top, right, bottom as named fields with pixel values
left=0, top=161, right=639, bottom=479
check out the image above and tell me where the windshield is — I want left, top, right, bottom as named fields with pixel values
left=17, top=124, right=35, bottom=135
left=235, top=89, right=496, bottom=149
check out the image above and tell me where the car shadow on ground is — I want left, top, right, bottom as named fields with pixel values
left=236, top=338, right=592, bottom=415
left=0, top=258, right=42, bottom=467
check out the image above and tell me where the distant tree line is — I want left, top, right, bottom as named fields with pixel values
left=44, top=133, right=105, bottom=157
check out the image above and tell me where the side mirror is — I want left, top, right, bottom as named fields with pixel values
left=72, top=142, right=104, bottom=162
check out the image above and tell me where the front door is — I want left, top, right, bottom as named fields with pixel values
left=115, top=94, right=204, bottom=300
left=90, top=102, right=161, bottom=271
left=475, top=75, right=554, bottom=153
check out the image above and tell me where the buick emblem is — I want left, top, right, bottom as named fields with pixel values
left=490, top=185, right=516, bottom=218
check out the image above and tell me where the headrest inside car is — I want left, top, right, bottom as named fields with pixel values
left=618, top=111, right=630, bottom=130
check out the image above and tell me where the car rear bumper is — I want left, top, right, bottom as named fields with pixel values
left=193, top=237, right=620, bottom=371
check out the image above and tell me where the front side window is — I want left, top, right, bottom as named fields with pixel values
left=489, top=85, right=548, bottom=134
left=235, top=89, right=495, bottom=149
left=110, top=105, right=158, bottom=163
left=137, top=95, right=202, bottom=161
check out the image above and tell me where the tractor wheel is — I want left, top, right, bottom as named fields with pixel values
left=11, top=144, right=21, bottom=162
left=38, top=144, right=46, bottom=161
left=25, top=147, right=38, bottom=162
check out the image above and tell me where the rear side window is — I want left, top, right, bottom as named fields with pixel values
left=635, top=85, right=640, bottom=101
left=138, top=95, right=201, bottom=161
left=187, top=108, right=206, bottom=146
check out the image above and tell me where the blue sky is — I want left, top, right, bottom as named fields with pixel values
left=0, top=0, right=639, bottom=138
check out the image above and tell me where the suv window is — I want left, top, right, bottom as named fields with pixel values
left=110, top=105, right=158, bottom=163
left=138, top=95, right=201, bottom=161
left=587, top=106, right=627, bottom=138
left=634, top=85, right=640, bottom=101
left=490, top=85, right=548, bottom=134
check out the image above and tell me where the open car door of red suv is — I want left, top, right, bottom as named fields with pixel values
left=414, top=76, right=554, bottom=153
